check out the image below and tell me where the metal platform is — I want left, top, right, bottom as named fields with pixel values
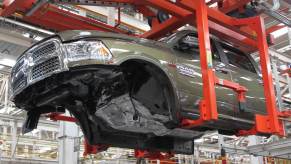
left=248, top=138, right=291, bottom=159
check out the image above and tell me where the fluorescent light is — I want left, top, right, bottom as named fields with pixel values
left=79, top=31, right=91, bottom=36
left=0, top=108, right=6, bottom=114
left=22, top=32, right=30, bottom=38
left=31, top=129, right=39, bottom=135
left=240, top=76, right=252, bottom=81
left=279, top=65, right=288, bottom=70
left=195, top=138, right=204, bottom=143
left=34, top=36, right=44, bottom=41
left=23, top=33, right=44, bottom=41
left=0, top=58, right=16, bottom=67
left=0, top=17, right=55, bottom=35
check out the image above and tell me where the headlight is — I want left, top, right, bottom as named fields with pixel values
left=64, top=40, right=112, bottom=62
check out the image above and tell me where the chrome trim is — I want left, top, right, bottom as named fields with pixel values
left=11, top=38, right=68, bottom=97
left=11, top=38, right=113, bottom=98
left=30, top=56, right=62, bottom=82
left=29, top=41, right=59, bottom=63
left=27, top=39, right=66, bottom=84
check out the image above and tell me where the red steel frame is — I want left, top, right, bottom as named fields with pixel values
left=2, top=0, right=291, bottom=154
left=47, top=113, right=171, bottom=160
left=134, top=150, right=174, bottom=161
left=47, top=113, right=110, bottom=156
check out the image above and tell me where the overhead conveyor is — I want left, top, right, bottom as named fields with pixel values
left=1, top=0, right=290, bottom=160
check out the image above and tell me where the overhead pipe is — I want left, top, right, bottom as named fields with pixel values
left=25, top=0, right=50, bottom=17
left=0, top=17, right=55, bottom=35
left=258, top=1, right=291, bottom=27
left=257, top=0, right=280, bottom=10
left=269, top=0, right=280, bottom=11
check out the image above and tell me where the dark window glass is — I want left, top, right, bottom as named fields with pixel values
left=179, top=34, right=220, bottom=61
left=223, top=46, right=256, bottom=73
left=159, top=33, right=177, bottom=43
left=212, top=46, right=221, bottom=62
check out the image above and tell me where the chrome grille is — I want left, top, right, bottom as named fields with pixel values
left=12, top=73, right=26, bottom=91
left=13, top=55, right=25, bottom=74
left=31, top=42, right=57, bottom=61
left=11, top=38, right=64, bottom=95
left=31, top=57, right=61, bottom=80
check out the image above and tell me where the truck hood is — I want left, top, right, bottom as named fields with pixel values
left=58, top=30, right=140, bottom=42
left=57, top=30, right=171, bottom=51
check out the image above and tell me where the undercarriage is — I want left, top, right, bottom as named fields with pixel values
left=15, top=65, right=203, bottom=154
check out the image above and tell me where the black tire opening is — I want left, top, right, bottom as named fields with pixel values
left=120, top=60, right=180, bottom=126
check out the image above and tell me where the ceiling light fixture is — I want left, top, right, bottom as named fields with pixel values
left=0, top=58, right=16, bottom=67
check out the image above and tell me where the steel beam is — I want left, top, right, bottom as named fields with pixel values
left=53, top=0, right=135, bottom=7
left=25, top=0, right=50, bottom=16
left=25, top=4, right=128, bottom=33
left=0, top=0, right=261, bottom=51
left=182, top=0, right=217, bottom=128
left=0, top=0, right=130, bottom=33
left=218, top=0, right=252, bottom=13
left=0, top=0, right=33, bottom=17
left=254, top=17, right=282, bottom=135
left=248, top=138, right=291, bottom=159
left=178, top=0, right=258, bottom=49
left=194, top=0, right=217, bottom=121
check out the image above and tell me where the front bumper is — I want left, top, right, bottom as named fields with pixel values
left=10, top=38, right=111, bottom=99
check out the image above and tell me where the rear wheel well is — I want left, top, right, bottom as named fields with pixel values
left=120, top=59, right=180, bottom=126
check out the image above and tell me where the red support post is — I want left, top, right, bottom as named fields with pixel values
left=47, top=113, right=109, bottom=156
left=83, top=139, right=109, bottom=157
left=47, top=113, right=78, bottom=122
left=134, top=150, right=174, bottom=160
left=253, top=17, right=283, bottom=135
left=236, top=16, right=285, bottom=136
left=181, top=0, right=218, bottom=128
left=194, top=0, right=218, bottom=122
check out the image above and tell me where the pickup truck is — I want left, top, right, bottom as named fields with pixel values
left=10, top=30, right=265, bottom=154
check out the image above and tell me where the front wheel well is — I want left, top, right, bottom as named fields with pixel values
left=120, top=59, right=180, bottom=126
